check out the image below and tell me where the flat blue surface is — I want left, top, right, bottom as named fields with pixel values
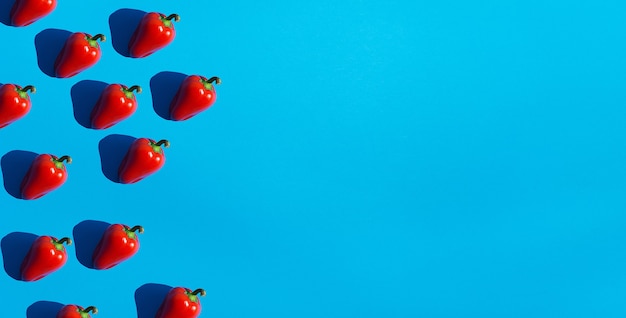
left=0, top=0, right=625, bottom=317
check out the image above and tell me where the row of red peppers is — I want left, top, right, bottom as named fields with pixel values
left=12, top=0, right=180, bottom=58
left=53, top=12, right=179, bottom=78
left=51, top=288, right=205, bottom=318
left=19, top=136, right=169, bottom=200
left=22, top=224, right=142, bottom=280
left=0, top=74, right=220, bottom=129
left=46, top=289, right=205, bottom=318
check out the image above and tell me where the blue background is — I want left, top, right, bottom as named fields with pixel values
left=0, top=0, right=624, bottom=317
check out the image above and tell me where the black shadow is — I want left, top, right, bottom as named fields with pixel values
left=26, top=301, right=64, bottom=318
left=135, top=283, right=172, bottom=318
left=1, top=232, right=37, bottom=281
left=34, top=29, right=71, bottom=77
left=109, top=8, right=145, bottom=57
left=98, top=134, right=136, bottom=183
left=1, top=150, right=38, bottom=199
left=73, top=220, right=111, bottom=269
left=0, top=0, right=14, bottom=26
left=150, top=71, right=187, bottom=120
left=71, top=80, right=108, bottom=129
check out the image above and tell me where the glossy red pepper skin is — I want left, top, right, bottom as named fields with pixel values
left=118, top=138, right=169, bottom=184
left=156, top=288, right=206, bottom=318
left=0, top=84, right=35, bottom=128
left=92, top=224, right=143, bottom=269
left=54, top=33, right=105, bottom=78
left=90, top=84, right=141, bottom=129
left=169, top=76, right=221, bottom=121
left=20, top=236, right=71, bottom=281
left=56, top=305, right=98, bottom=318
left=129, top=13, right=179, bottom=58
left=20, top=154, right=71, bottom=200
left=10, top=0, right=57, bottom=27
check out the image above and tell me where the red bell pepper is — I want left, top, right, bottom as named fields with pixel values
left=169, top=76, right=221, bottom=121
left=129, top=13, right=180, bottom=58
left=20, top=154, right=71, bottom=200
left=92, top=224, right=143, bottom=270
left=156, top=288, right=206, bottom=318
left=0, top=84, right=35, bottom=128
left=10, top=0, right=57, bottom=27
left=56, top=305, right=98, bottom=318
left=90, top=84, right=141, bottom=129
left=118, top=138, right=169, bottom=184
left=20, top=236, right=71, bottom=281
left=54, top=33, right=105, bottom=78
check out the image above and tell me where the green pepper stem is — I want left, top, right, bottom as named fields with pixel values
left=128, top=85, right=142, bottom=93
left=83, top=306, right=98, bottom=314
left=155, top=140, right=170, bottom=148
left=21, top=85, right=36, bottom=93
left=191, top=289, right=206, bottom=296
left=91, top=34, right=106, bottom=42
left=58, top=155, right=72, bottom=164
left=165, top=14, right=180, bottom=22
left=129, top=225, right=144, bottom=234
left=58, top=237, right=72, bottom=245
left=207, top=77, right=221, bottom=85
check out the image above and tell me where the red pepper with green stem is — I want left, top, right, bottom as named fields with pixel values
left=56, top=305, right=98, bottom=318
left=118, top=139, right=169, bottom=184
left=10, top=0, right=57, bottom=27
left=169, top=76, right=221, bottom=121
left=90, top=84, right=141, bottom=129
left=54, top=33, right=105, bottom=78
left=20, top=236, right=71, bottom=281
left=92, top=224, right=143, bottom=269
left=156, top=288, right=206, bottom=318
left=129, top=13, right=180, bottom=58
left=0, top=84, right=35, bottom=128
left=20, top=154, right=71, bottom=200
